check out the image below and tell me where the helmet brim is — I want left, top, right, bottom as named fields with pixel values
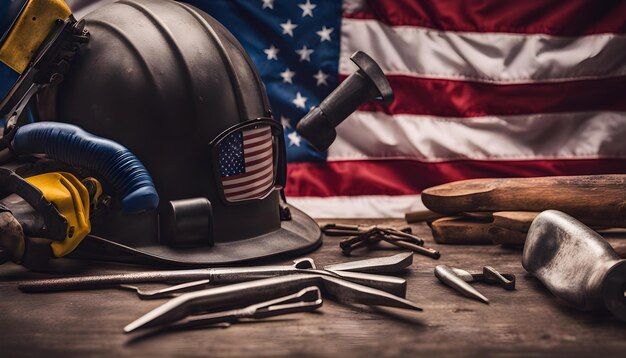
left=72, top=204, right=322, bottom=267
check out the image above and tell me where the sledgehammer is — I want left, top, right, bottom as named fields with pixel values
left=296, top=51, right=394, bottom=151
left=523, top=210, right=626, bottom=321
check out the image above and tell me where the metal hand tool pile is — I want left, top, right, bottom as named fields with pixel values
left=19, top=252, right=421, bottom=334
left=321, top=223, right=440, bottom=259
left=321, top=223, right=518, bottom=306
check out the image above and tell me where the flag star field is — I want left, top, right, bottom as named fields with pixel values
left=187, top=0, right=342, bottom=163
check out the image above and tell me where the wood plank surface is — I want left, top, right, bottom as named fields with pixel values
left=0, top=219, right=624, bottom=357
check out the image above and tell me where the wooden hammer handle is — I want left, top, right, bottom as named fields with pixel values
left=422, top=175, right=626, bottom=228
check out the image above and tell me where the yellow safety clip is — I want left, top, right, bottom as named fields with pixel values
left=0, top=0, right=72, bottom=73
left=25, top=172, right=96, bottom=257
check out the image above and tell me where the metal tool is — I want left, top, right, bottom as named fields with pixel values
left=125, top=286, right=323, bottom=333
left=120, top=280, right=212, bottom=299
left=119, top=271, right=407, bottom=301
left=18, top=254, right=411, bottom=296
left=523, top=210, right=626, bottom=321
left=380, top=234, right=441, bottom=259
left=321, top=223, right=440, bottom=259
left=434, top=265, right=489, bottom=304
left=124, top=273, right=422, bottom=333
left=324, top=252, right=413, bottom=273
left=296, top=51, right=394, bottom=152
left=451, top=266, right=516, bottom=290
left=322, top=223, right=421, bottom=243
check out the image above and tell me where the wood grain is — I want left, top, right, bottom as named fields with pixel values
left=404, top=209, right=446, bottom=223
left=430, top=215, right=528, bottom=245
left=428, top=212, right=626, bottom=253
left=0, top=219, right=624, bottom=357
left=429, top=212, right=537, bottom=245
left=422, top=175, right=626, bottom=227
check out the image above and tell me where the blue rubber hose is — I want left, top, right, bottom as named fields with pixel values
left=11, top=122, right=159, bottom=213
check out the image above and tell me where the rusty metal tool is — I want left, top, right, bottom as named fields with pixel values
left=125, top=286, right=323, bottom=333
left=380, top=234, right=441, bottom=259
left=434, top=265, right=489, bottom=304
left=124, top=273, right=422, bottom=333
left=19, top=254, right=411, bottom=296
left=523, top=210, right=626, bottom=321
left=321, top=223, right=384, bottom=236
left=322, top=223, right=440, bottom=258
left=322, top=223, right=420, bottom=243
left=450, top=266, right=515, bottom=290
left=340, top=234, right=439, bottom=259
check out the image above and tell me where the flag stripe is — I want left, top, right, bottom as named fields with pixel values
left=224, top=171, right=275, bottom=194
left=340, top=18, right=626, bottom=84
left=243, top=141, right=272, bottom=158
left=244, top=131, right=272, bottom=145
left=244, top=152, right=274, bottom=167
left=227, top=176, right=275, bottom=200
left=343, top=0, right=626, bottom=36
left=223, top=164, right=274, bottom=188
left=285, top=158, right=626, bottom=197
left=351, top=74, right=626, bottom=117
left=289, top=194, right=426, bottom=219
left=245, top=127, right=272, bottom=136
left=329, top=111, right=626, bottom=162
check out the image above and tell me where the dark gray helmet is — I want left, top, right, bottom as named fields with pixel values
left=35, top=0, right=321, bottom=265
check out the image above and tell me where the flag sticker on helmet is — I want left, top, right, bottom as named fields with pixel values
left=217, top=125, right=275, bottom=202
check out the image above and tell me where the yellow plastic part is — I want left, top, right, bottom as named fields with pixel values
left=26, top=172, right=91, bottom=257
left=82, top=177, right=103, bottom=207
left=0, top=0, right=72, bottom=73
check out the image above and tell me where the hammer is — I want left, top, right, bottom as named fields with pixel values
left=523, top=210, right=626, bottom=321
left=296, top=51, right=394, bottom=151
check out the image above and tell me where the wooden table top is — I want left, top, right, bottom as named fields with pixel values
left=0, top=219, right=624, bottom=357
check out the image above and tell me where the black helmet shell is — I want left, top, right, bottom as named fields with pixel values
left=42, top=0, right=320, bottom=265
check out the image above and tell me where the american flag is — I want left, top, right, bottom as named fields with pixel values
left=217, top=126, right=275, bottom=202
left=70, top=0, right=626, bottom=217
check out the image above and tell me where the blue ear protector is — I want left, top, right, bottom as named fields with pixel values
left=12, top=122, right=159, bottom=213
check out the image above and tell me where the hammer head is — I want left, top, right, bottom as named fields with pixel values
left=523, top=210, right=626, bottom=321
left=350, top=51, right=394, bottom=104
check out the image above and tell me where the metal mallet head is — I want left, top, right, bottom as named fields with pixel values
left=296, top=51, right=394, bottom=151
left=523, top=210, right=626, bottom=321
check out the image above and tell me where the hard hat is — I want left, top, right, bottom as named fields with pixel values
left=0, top=0, right=321, bottom=267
